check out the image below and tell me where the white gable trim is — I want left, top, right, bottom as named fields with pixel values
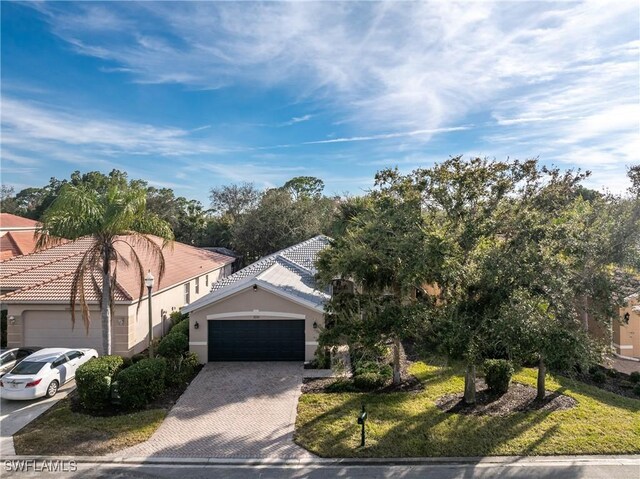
left=182, top=277, right=325, bottom=314
left=206, top=311, right=306, bottom=320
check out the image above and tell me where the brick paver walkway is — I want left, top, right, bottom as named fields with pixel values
left=115, top=362, right=313, bottom=458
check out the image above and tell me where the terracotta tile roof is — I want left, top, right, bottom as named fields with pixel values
left=0, top=236, right=234, bottom=303
left=0, top=235, right=21, bottom=260
left=0, top=213, right=39, bottom=229
left=0, top=231, right=41, bottom=260
left=1, top=269, right=131, bottom=303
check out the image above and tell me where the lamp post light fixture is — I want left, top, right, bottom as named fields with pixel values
left=145, top=270, right=155, bottom=358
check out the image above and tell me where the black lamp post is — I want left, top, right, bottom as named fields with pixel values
left=145, top=270, right=155, bottom=358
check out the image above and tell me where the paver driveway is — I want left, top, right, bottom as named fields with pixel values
left=116, top=362, right=313, bottom=459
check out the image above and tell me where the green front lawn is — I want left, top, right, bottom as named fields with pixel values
left=295, top=360, right=640, bottom=457
left=14, top=398, right=166, bottom=456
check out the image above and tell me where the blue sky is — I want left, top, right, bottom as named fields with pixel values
left=2, top=1, right=638, bottom=205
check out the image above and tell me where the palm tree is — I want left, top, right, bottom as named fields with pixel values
left=36, top=183, right=174, bottom=355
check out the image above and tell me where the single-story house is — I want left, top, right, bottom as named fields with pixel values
left=0, top=213, right=42, bottom=260
left=184, top=235, right=331, bottom=363
left=0, top=236, right=235, bottom=356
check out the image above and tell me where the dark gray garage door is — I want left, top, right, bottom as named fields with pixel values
left=208, top=319, right=305, bottom=361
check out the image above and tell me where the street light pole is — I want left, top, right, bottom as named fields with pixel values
left=145, top=271, right=155, bottom=358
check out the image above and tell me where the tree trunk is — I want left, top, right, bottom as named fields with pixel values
left=392, top=337, right=401, bottom=385
left=102, top=254, right=112, bottom=356
left=464, top=363, right=476, bottom=405
left=537, top=357, right=546, bottom=401
left=581, top=295, right=589, bottom=331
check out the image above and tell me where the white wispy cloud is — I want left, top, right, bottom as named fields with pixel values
left=1, top=97, right=224, bottom=163
left=10, top=1, right=639, bottom=195
left=29, top=3, right=638, bottom=153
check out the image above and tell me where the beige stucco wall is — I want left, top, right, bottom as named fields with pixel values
left=5, top=303, right=130, bottom=355
left=614, top=295, right=640, bottom=359
left=4, top=264, right=231, bottom=356
left=129, top=265, right=230, bottom=354
left=188, top=285, right=324, bottom=363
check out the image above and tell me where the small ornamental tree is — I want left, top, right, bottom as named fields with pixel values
left=317, top=170, right=430, bottom=386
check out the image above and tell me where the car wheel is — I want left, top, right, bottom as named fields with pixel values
left=45, top=380, right=59, bottom=398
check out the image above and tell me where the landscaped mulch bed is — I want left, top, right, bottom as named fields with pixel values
left=302, top=377, right=339, bottom=393
left=563, top=367, right=639, bottom=400
left=435, top=378, right=577, bottom=416
left=301, top=341, right=423, bottom=393
left=68, top=364, right=203, bottom=416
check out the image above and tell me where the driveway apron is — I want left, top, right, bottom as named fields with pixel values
left=116, top=362, right=313, bottom=459
left=1, top=380, right=76, bottom=456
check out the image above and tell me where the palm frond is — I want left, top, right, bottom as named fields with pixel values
left=131, top=211, right=175, bottom=246
left=70, top=243, right=102, bottom=334
left=36, top=185, right=103, bottom=249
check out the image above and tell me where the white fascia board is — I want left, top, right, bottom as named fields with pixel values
left=206, top=311, right=306, bottom=320
left=183, top=277, right=326, bottom=314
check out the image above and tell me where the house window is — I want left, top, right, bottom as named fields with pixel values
left=195, top=277, right=200, bottom=295
left=205, top=274, right=209, bottom=287
left=184, top=283, right=191, bottom=304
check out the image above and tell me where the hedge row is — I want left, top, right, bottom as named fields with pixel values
left=77, top=314, right=201, bottom=412
left=115, top=357, right=167, bottom=410
left=75, top=355, right=124, bottom=410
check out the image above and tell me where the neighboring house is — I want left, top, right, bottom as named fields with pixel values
left=585, top=272, right=640, bottom=360
left=0, top=236, right=235, bottom=356
left=0, top=213, right=42, bottom=260
left=184, top=235, right=331, bottom=363
left=201, top=246, right=243, bottom=273
left=614, top=291, right=640, bottom=360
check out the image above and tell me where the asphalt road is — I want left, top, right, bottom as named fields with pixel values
left=1, top=462, right=639, bottom=479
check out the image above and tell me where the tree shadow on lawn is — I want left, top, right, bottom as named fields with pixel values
left=297, top=365, right=640, bottom=458
left=547, top=373, right=640, bottom=413
left=295, top=389, right=561, bottom=458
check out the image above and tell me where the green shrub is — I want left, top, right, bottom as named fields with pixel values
left=353, top=372, right=388, bottom=390
left=183, top=351, right=200, bottom=370
left=158, top=332, right=188, bottom=358
left=169, top=319, right=189, bottom=338
left=483, top=359, right=514, bottom=395
left=606, top=368, right=617, bottom=378
left=314, top=347, right=331, bottom=369
left=355, top=361, right=392, bottom=378
left=75, top=355, right=124, bottom=411
left=165, top=352, right=201, bottom=387
left=354, top=360, right=380, bottom=375
left=591, top=369, right=607, bottom=385
left=629, top=371, right=640, bottom=383
left=325, top=379, right=358, bottom=393
left=115, top=358, right=166, bottom=410
left=634, top=382, right=640, bottom=397
left=131, top=353, right=146, bottom=363
left=170, top=311, right=188, bottom=327
left=121, top=356, right=133, bottom=369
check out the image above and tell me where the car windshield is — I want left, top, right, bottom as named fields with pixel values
left=10, top=361, right=46, bottom=375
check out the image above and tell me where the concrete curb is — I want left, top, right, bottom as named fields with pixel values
left=1, top=454, right=638, bottom=467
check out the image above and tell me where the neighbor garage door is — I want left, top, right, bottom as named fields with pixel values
left=23, top=310, right=102, bottom=351
left=208, top=319, right=305, bottom=361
